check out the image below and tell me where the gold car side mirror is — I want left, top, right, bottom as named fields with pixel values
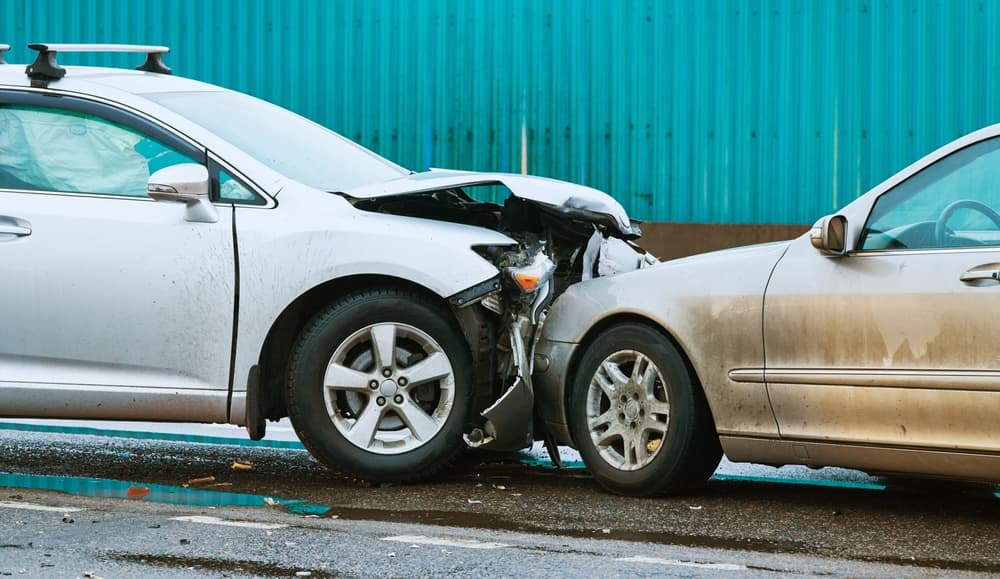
left=810, top=215, right=847, bottom=256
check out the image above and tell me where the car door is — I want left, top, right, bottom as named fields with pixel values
left=763, top=136, right=1000, bottom=454
left=0, top=91, right=235, bottom=421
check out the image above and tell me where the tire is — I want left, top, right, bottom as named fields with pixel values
left=568, top=323, right=722, bottom=496
left=286, top=287, right=472, bottom=484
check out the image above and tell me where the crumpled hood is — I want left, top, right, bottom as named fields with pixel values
left=344, top=169, right=640, bottom=238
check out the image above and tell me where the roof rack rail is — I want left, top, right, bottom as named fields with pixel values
left=0, top=44, right=9, bottom=65
left=25, top=43, right=171, bottom=81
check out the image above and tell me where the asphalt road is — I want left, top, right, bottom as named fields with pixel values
left=1, top=426, right=999, bottom=577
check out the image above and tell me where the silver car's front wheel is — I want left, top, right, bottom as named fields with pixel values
left=569, top=323, right=722, bottom=496
left=325, top=322, right=456, bottom=455
left=586, top=350, right=670, bottom=471
left=286, top=288, right=471, bottom=484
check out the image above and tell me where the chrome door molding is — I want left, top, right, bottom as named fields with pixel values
left=764, top=368, right=1000, bottom=392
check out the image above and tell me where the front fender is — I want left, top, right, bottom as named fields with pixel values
left=231, top=185, right=513, bottom=408
left=535, top=242, right=791, bottom=444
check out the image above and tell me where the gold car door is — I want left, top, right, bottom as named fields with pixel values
left=764, top=136, right=1000, bottom=454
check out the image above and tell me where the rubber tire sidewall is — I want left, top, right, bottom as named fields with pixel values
left=287, top=289, right=472, bottom=483
left=568, top=323, right=716, bottom=496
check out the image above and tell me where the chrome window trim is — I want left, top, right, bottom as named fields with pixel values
left=850, top=246, right=1000, bottom=258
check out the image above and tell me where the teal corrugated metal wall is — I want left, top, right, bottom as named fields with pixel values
left=2, top=0, right=999, bottom=224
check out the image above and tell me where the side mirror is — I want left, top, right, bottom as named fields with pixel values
left=810, top=214, right=847, bottom=256
left=147, top=163, right=218, bottom=223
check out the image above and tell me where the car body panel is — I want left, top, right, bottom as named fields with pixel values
left=0, top=191, right=235, bottom=421
left=534, top=241, right=790, bottom=445
left=230, top=182, right=517, bottom=401
left=763, top=235, right=1000, bottom=453
left=720, top=436, right=1000, bottom=481
left=346, top=169, right=640, bottom=237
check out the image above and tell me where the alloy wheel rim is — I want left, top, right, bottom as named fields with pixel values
left=586, top=349, right=670, bottom=471
left=323, top=322, right=455, bottom=455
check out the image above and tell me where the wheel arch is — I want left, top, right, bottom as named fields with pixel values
left=253, top=274, right=471, bottom=422
left=561, top=313, right=718, bottom=449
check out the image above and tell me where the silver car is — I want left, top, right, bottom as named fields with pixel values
left=534, top=123, right=1000, bottom=495
left=0, top=44, right=654, bottom=483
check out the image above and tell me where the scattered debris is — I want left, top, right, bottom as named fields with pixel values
left=126, top=486, right=150, bottom=500
left=83, top=572, right=104, bottom=579
left=467, top=499, right=482, bottom=505
left=61, top=514, right=74, bottom=524
left=179, top=538, right=190, bottom=545
left=295, top=572, right=312, bottom=577
left=148, top=524, right=161, bottom=529
left=188, top=476, right=216, bottom=485
left=231, top=460, right=255, bottom=472
left=601, top=528, right=611, bottom=534
left=689, top=505, right=703, bottom=511
left=646, top=439, right=662, bottom=453
left=264, top=497, right=279, bottom=507
left=206, top=482, right=233, bottom=489
left=493, top=485, right=507, bottom=490
left=512, top=493, right=523, bottom=497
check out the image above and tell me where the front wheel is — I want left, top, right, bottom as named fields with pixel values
left=286, top=288, right=472, bottom=483
left=568, top=323, right=721, bottom=496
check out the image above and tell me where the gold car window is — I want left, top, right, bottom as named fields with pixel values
left=860, top=138, right=1000, bottom=250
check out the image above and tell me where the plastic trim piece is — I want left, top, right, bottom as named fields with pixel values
left=448, top=275, right=501, bottom=308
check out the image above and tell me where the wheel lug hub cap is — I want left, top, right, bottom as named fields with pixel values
left=379, top=379, right=399, bottom=397
left=624, top=398, right=641, bottom=422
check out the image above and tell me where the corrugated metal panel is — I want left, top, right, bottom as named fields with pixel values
left=2, top=0, right=999, bottom=224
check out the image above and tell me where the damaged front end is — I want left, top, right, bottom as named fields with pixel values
left=343, top=170, right=657, bottom=455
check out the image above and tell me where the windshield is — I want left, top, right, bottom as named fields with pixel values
left=147, top=90, right=409, bottom=191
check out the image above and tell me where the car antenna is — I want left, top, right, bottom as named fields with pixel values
left=25, top=43, right=172, bottom=83
left=0, top=44, right=9, bottom=65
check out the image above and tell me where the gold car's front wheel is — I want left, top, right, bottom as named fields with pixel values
left=568, top=322, right=722, bottom=496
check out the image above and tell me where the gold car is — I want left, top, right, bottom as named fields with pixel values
left=534, top=125, right=1000, bottom=496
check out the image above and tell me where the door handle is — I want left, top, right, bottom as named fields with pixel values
left=0, top=216, right=31, bottom=239
left=960, top=268, right=1000, bottom=284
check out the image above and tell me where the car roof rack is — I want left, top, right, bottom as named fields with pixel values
left=0, top=44, right=9, bottom=65
left=25, top=43, right=171, bottom=81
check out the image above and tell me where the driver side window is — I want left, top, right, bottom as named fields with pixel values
left=0, top=104, right=195, bottom=198
left=860, top=138, right=1000, bottom=250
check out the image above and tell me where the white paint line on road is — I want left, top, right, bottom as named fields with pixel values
left=617, top=556, right=747, bottom=571
left=170, top=515, right=288, bottom=529
left=0, top=501, right=83, bottom=513
left=382, top=535, right=510, bottom=550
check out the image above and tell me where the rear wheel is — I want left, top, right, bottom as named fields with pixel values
left=568, top=323, right=721, bottom=496
left=286, top=287, right=471, bottom=483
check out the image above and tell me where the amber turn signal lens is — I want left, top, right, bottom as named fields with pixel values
left=513, top=273, right=540, bottom=291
